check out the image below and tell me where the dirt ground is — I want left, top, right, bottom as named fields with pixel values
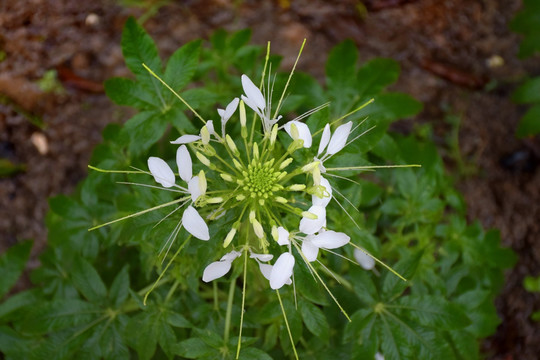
left=0, top=0, right=539, bottom=358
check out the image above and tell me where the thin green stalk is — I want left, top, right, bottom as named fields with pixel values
left=224, top=276, right=237, bottom=344
left=235, top=248, right=249, bottom=359
left=142, top=63, right=206, bottom=124
left=276, top=290, right=299, bottom=360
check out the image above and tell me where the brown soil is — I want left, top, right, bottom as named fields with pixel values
left=1, top=0, right=538, bottom=358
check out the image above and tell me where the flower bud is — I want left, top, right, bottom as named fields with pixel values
left=223, top=228, right=237, bottom=248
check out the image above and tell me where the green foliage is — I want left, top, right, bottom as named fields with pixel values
left=524, top=275, right=540, bottom=321
left=0, top=20, right=514, bottom=360
left=511, top=1, right=540, bottom=137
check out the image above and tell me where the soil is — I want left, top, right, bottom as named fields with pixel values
left=0, top=0, right=539, bottom=358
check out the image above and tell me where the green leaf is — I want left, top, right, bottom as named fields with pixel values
left=109, top=265, right=129, bottom=308
left=105, top=77, right=159, bottom=109
left=164, top=40, right=202, bottom=95
left=524, top=275, right=540, bottom=293
left=0, top=158, right=25, bottom=177
left=238, top=347, right=273, bottom=360
left=326, top=40, right=357, bottom=89
left=126, top=310, right=160, bottom=360
left=71, top=258, right=107, bottom=303
left=21, top=299, right=99, bottom=334
left=299, top=298, right=330, bottom=340
left=355, top=93, right=423, bottom=122
left=166, top=311, right=192, bottom=328
left=0, top=240, right=32, bottom=298
left=121, top=17, right=162, bottom=81
left=0, top=289, right=38, bottom=320
left=356, top=58, right=400, bottom=98
left=513, top=76, right=540, bottom=104
left=516, top=104, right=540, bottom=137
left=121, top=111, right=168, bottom=155
left=382, top=249, right=424, bottom=298
left=394, top=296, right=471, bottom=330
left=173, top=337, right=215, bottom=358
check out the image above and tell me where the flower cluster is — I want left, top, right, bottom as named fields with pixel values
left=144, top=73, right=365, bottom=291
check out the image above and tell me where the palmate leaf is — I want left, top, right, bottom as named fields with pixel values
left=0, top=239, right=32, bottom=298
left=121, top=17, right=162, bottom=83
left=392, top=296, right=470, bottom=330
left=298, top=297, right=329, bottom=340
left=71, top=258, right=107, bottom=304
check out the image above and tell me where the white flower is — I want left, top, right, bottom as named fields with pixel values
left=312, top=176, right=332, bottom=207
left=218, top=97, right=239, bottom=136
left=301, top=230, right=350, bottom=262
left=202, top=250, right=242, bottom=282
left=375, top=352, right=385, bottom=360
left=147, top=145, right=210, bottom=241
left=284, top=120, right=312, bottom=148
left=315, top=121, right=353, bottom=173
left=354, top=248, right=375, bottom=270
left=269, top=252, right=295, bottom=290
left=241, top=74, right=281, bottom=134
left=299, top=205, right=326, bottom=235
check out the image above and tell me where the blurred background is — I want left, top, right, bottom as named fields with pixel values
left=0, top=0, right=538, bottom=358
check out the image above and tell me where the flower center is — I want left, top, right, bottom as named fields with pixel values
left=242, top=161, right=280, bottom=199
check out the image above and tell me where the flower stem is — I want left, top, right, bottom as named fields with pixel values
left=224, top=275, right=237, bottom=344
left=276, top=290, right=299, bottom=360
left=235, top=248, right=249, bottom=359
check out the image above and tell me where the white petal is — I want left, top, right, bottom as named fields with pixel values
left=299, top=205, right=326, bottom=235
left=170, top=134, right=201, bottom=144
left=375, top=353, right=385, bottom=360
left=354, top=248, right=375, bottom=270
left=223, top=97, right=239, bottom=122
left=270, top=252, right=295, bottom=290
left=182, top=206, right=210, bottom=241
left=277, top=227, right=290, bottom=246
left=148, top=157, right=175, bottom=188
left=301, top=238, right=319, bottom=262
left=311, top=230, right=350, bottom=249
left=250, top=252, right=274, bottom=262
left=317, top=123, right=331, bottom=156
left=312, top=176, right=332, bottom=207
left=241, top=74, right=265, bottom=110
left=259, top=263, right=272, bottom=281
left=206, top=120, right=215, bottom=135
left=188, top=176, right=201, bottom=202
left=217, top=108, right=225, bottom=118
left=202, top=260, right=232, bottom=282
left=221, top=250, right=242, bottom=262
left=176, top=145, right=192, bottom=183
left=327, top=121, right=353, bottom=155
left=284, top=121, right=312, bottom=148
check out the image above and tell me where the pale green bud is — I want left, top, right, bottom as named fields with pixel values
left=288, top=184, right=306, bottom=191
left=226, top=134, right=239, bottom=156
left=253, top=142, right=259, bottom=160
left=207, top=197, right=223, bottom=204
left=196, top=152, right=210, bottom=167
left=249, top=210, right=256, bottom=223
left=302, top=161, right=319, bottom=173
left=198, top=170, right=207, bottom=195
left=220, top=173, right=234, bottom=182
left=201, top=126, right=210, bottom=145
left=279, top=158, right=293, bottom=170
left=233, top=158, right=243, bottom=171
left=270, top=124, right=278, bottom=147
left=236, top=194, right=246, bottom=201
left=301, top=211, right=318, bottom=220
left=223, top=228, right=237, bottom=248
left=274, top=196, right=288, bottom=204
left=252, top=219, right=264, bottom=239
left=239, top=100, right=247, bottom=128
